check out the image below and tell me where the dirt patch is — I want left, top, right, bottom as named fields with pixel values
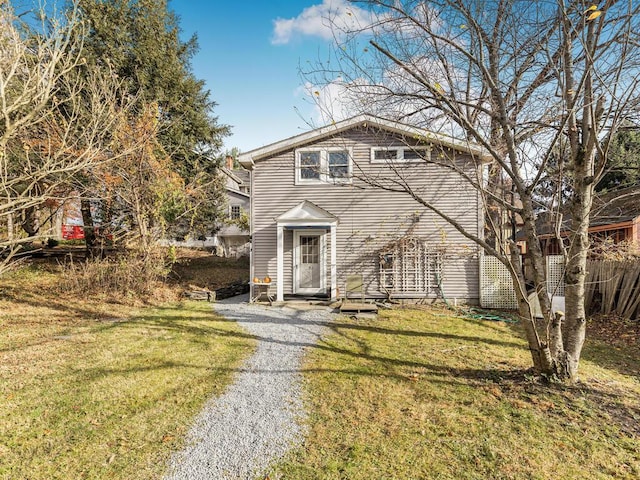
left=2, top=248, right=249, bottom=308
left=588, top=314, right=640, bottom=352
left=168, top=249, right=249, bottom=291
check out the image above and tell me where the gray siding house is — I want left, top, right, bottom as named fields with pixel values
left=216, top=160, right=250, bottom=257
left=238, top=115, right=489, bottom=303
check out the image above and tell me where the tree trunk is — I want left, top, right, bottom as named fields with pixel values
left=80, top=198, right=97, bottom=255
left=556, top=14, right=598, bottom=382
left=21, top=206, right=39, bottom=238
left=7, top=212, right=14, bottom=241
left=514, top=281, right=554, bottom=375
left=560, top=236, right=588, bottom=381
left=515, top=190, right=560, bottom=377
left=504, top=240, right=553, bottom=375
left=562, top=163, right=594, bottom=382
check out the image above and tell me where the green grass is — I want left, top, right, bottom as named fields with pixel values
left=271, top=307, right=640, bottom=480
left=0, top=266, right=255, bottom=480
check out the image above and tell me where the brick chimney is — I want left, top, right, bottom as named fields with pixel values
left=225, top=155, right=234, bottom=170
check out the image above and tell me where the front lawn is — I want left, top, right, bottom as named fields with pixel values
left=272, top=307, right=640, bottom=479
left=0, top=265, right=255, bottom=480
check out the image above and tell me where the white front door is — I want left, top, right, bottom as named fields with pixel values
left=294, top=230, right=326, bottom=295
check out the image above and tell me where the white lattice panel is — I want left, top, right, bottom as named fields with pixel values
left=480, top=255, right=519, bottom=309
left=546, top=255, right=565, bottom=296
left=378, top=238, right=443, bottom=295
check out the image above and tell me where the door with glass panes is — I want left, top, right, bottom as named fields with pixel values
left=293, top=230, right=325, bottom=295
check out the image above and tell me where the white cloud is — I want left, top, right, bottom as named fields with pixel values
left=272, top=0, right=375, bottom=45
left=298, top=65, right=472, bottom=140
left=301, top=79, right=354, bottom=125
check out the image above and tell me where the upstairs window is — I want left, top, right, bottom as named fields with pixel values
left=373, top=148, right=399, bottom=161
left=300, top=151, right=321, bottom=180
left=371, top=146, right=430, bottom=163
left=296, top=148, right=352, bottom=185
left=328, top=151, right=349, bottom=179
left=403, top=147, right=430, bottom=160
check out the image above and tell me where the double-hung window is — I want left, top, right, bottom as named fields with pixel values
left=296, top=148, right=352, bottom=185
left=328, top=151, right=349, bottom=179
left=300, top=151, right=321, bottom=181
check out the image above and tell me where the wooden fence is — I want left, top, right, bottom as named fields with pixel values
left=585, top=260, right=640, bottom=319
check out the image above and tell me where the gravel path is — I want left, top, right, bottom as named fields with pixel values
left=164, top=295, right=335, bottom=480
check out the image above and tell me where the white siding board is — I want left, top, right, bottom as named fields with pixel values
left=251, top=127, right=482, bottom=301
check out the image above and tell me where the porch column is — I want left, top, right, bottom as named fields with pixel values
left=276, top=224, right=284, bottom=301
left=330, top=224, right=337, bottom=301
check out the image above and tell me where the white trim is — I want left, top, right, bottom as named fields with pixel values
left=249, top=169, right=254, bottom=299
left=276, top=225, right=284, bottom=301
left=275, top=200, right=339, bottom=224
left=275, top=201, right=338, bottom=300
left=238, top=114, right=491, bottom=169
left=220, top=167, right=246, bottom=186
left=293, top=230, right=326, bottom=295
left=370, top=146, right=431, bottom=163
left=295, top=147, right=353, bottom=185
left=225, top=188, right=250, bottom=199
left=330, top=225, right=337, bottom=301
left=295, top=148, right=322, bottom=185
left=477, top=163, right=484, bottom=242
left=327, top=149, right=351, bottom=183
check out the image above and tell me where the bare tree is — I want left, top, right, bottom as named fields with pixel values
left=306, top=0, right=640, bottom=381
left=0, top=1, right=130, bottom=271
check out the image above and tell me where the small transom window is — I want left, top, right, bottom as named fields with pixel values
left=403, top=148, right=429, bottom=160
left=373, top=149, right=398, bottom=161
left=371, top=146, right=430, bottom=163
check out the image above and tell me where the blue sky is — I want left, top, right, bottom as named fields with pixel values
left=170, top=0, right=343, bottom=154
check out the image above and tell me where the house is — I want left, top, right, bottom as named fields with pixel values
left=535, top=187, right=640, bottom=255
left=215, top=156, right=250, bottom=257
left=154, top=157, right=250, bottom=252
left=238, top=114, right=490, bottom=303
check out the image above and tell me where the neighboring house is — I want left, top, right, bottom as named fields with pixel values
left=536, top=187, right=640, bottom=255
left=155, top=157, right=251, bottom=252
left=216, top=157, right=251, bottom=257
left=53, top=196, right=106, bottom=241
left=238, top=114, right=490, bottom=303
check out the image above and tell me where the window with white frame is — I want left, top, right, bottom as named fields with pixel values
left=299, top=151, right=321, bottom=181
left=296, top=148, right=352, bottom=184
left=371, top=146, right=430, bottom=163
left=328, top=151, right=349, bottom=179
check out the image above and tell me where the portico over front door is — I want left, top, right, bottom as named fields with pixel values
left=293, top=230, right=326, bottom=295
left=275, top=201, right=338, bottom=302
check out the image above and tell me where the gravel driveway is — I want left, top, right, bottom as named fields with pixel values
left=164, top=295, right=335, bottom=480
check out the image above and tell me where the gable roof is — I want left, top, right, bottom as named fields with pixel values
left=230, top=168, right=250, bottom=185
left=238, top=114, right=491, bottom=168
left=276, top=201, right=338, bottom=226
left=527, top=187, right=640, bottom=239
left=221, top=166, right=249, bottom=186
left=591, top=187, right=640, bottom=227
left=220, top=166, right=250, bottom=198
